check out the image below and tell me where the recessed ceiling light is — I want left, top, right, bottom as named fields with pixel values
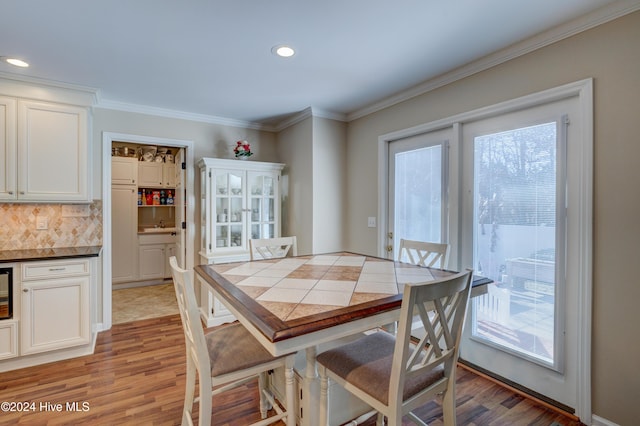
left=272, top=45, right=295, bottom=58
left=2, top=57, right=29, bottom=68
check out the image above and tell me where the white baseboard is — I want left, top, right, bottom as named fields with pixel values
left=591, top=414, right=620, bottom=426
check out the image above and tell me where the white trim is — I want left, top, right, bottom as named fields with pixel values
left=377, top=78, right=593, bottom=422
left=100, top=132, right=195, bottom=331
left=96, top=99, right=273, bottom=131
left=592, top=414, right=621, bottom=426
left=350, top=0, right=639, bottom=121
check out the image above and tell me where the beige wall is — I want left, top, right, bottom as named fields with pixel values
left=312, top=117, right=347, bottom=254
left=276, top=116, right=314, bottom=254
left=345, top=11, right=640, bottom=425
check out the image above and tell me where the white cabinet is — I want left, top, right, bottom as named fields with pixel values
left=197, top=158, right=284, bottom=327
left=111, top=156, right=138, bottom=185
left=20, top=259, right=91, bottom=355
left=0, top=96, right=17, bottom=201
left=112, top=157, right=138, bottom=283
left=138, top=162, right=176, bottom=188
left=0, top=321, right=18, bottom=361
left=163, top=163, right=177, bottom=188
left=198, top=158, right=285, bottom=264
left=138, top=244, right=167, bottom=280
left=138, top=234, right=176, bottom=281
left=0, top=99, right=90, bottom=202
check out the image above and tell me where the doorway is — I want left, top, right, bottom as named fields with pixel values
left=102, top=132, right=195, bottom=331
left=378, top=79, right=593, bottom=421
left=386, top=128, right=450, bottom=261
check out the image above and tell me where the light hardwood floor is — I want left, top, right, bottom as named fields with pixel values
left=0, top=315, right=583, bottom=425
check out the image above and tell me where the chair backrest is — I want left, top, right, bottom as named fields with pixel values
left=169, top=257, right=212, bottom=386
left=249, top=236, right=298, bottom=260
left=389, top=269, right=473, bottom=412
left=398, top=238, right=450, bottom=269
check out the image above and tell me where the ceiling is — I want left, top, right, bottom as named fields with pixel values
left=0, top=0, right=634, bottom=129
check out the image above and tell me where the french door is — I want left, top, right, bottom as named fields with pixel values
left=380, top=80, right=592, bottom=420
left=459, top=96, right=581, bottom=412
left=387, top=128, right=450, bottom=261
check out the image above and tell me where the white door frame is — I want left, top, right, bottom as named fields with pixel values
left=377, top=79, right=592, bottom=421
left=101, top=132, right=195, bottom=331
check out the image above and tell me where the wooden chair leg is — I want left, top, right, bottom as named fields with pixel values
left=258, top=372, right=269, bottom=419
left=442, top=383, right=457, bottom=426
left=198, top=372, right=212, bottom=426
left=285, top=356, right=296, bottom=426
left=183, top=359, right=197, bottom=426
left=318, top=366, right=329, bottom=426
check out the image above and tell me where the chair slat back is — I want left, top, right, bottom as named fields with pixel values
left=169, top=257, right=212, bottom=383
left=249, top=236, right=298, bottom=260
left=389, top=269, right=473, bottom=410
left=398, top=238, right=450, bottom=269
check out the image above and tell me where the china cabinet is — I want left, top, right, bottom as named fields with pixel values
left=197, top=157, right=285, bottom=326
left=198, top=158, right=285, bottom=264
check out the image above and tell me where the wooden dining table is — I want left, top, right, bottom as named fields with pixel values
left=194, top=251, right=490, bottom=426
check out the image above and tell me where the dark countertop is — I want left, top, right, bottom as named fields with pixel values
left=0, top=246, right=103, bottom=263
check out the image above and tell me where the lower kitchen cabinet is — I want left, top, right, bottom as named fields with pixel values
left=138, top=234, right=176, bottom=281
left=20, top=259, right=91, bottom=356
left=0, top=321, right=18, bottom=360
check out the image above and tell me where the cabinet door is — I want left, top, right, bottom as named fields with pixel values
left=0, top=321, right=18, bottom=360
left=138, top=162, right=164, bottom=187
left=213, top=169, right=246, bottom=252
left=165, top=243, right=177, bottom=278
left=17, top=100, right=89, bottom=202
left=21, top=276, right=91, bottom=355
left=248, top=171, right=279, bottom=240
left=138, top=244, right=166, bottom=280
left=112, top=185, right=139, bottom=283
left=163, top=163, right=176, bottom=188
left=112, top=157, right=138, bottom=185
left=0, top=97, right=17, bottom=201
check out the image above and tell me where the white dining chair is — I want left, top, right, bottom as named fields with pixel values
left=169, top=257, right=296, bottom=426
left=317, top=269, right=473, bottom=426
left=398, top=238, right=450, bottom=269
left=249, top=236, right=298, bottom=260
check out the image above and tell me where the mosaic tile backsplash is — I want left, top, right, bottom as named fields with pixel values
left=0, top=202, right=103, bottom=251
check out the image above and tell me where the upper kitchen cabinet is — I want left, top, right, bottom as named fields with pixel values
left=0, top=97, right=17, bottom=201
left=0, top=78, right=95, bottom=203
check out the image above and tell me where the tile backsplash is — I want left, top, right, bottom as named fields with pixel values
left=0, top=202, right=103, bottom=251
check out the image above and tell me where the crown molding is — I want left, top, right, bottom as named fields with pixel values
left=0, top=71, right=98, bottom=105
left=96, top=98, right=274, bottom=131
left=273, top=107, right=347, bottom=132
left=347, top=0, right=640, bottom=121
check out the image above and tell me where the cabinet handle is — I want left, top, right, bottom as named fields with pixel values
left=23, top=289, right=28, bottom=293
left=19, top=191, right=25, bottom=195
left=49, top=267, right=66, bottom=271
left=7, top=191, right=13, bottom=195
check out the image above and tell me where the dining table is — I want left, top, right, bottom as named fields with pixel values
left=194, top=251, right=491, bottom=426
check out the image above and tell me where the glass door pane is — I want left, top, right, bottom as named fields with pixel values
left=249, top=172, right=277, bottom=239
left=471, top=121, right=562, bottom=369
left=388, top=129, right=450, bottom=261
left=214, top=170, right=244, bottom=250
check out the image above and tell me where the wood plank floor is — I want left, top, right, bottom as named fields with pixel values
left=0, top=315, right=584, bottom=425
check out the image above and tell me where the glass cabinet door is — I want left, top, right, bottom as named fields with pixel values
left=213, top=170, right=245, bottom=249
left=249, top=173, right=277, bottom=240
